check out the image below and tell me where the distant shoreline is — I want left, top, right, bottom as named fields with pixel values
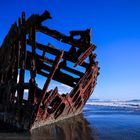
left=86, top=100, right=140, bottom=109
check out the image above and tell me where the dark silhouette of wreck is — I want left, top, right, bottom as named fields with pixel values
left=0, top=11, right=99, bottom=130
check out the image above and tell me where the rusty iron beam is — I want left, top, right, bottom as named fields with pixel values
left=36, top=25, right=80, bottom=47
left=41, top=50, right=64, bottom=102
left=74, top=44, right=96, bottom=67
left=26, top=50, right=84, bottom=77
left=18, top=12, right=26, bottom=104
left=28, top=26, right=37, bottom=104
left=27, top=39, right=89, bottom=68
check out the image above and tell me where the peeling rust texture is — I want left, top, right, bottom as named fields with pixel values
left=0, top=10, right=99, bottom=130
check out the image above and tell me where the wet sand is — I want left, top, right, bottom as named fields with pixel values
left=0, top=105, right=140, bottom=140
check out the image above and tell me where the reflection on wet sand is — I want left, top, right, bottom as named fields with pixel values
left=31, top=114, right=97, bottom=140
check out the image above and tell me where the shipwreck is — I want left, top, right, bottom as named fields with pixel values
left=0, top=11, right=99, bottom=130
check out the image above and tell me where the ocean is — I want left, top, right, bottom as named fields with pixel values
left=0, top=100, right=140, bottom=140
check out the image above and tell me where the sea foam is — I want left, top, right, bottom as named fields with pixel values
left=86, top=99, right=140, bottom=109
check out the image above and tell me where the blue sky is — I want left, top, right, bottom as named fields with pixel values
left=0, top=0, right=140, bottom=100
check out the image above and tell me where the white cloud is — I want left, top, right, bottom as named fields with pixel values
left=48, top=82, right=72, bottom=94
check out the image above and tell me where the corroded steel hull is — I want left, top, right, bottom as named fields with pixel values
left=0, top=11, right=99, bottom=130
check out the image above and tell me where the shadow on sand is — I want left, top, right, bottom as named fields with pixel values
left=31, top=114, right=97, bottom=140
left=0, top=114, right=97, bottom=140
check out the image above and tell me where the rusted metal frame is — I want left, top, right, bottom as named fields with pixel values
left=69, top=87, right=83, bottom=112
left=11, top=44, right=17, bottom=80
left=36, top=69, right=76, bottom=87
left=28, top=26, right=37, bottom=104
left=42, top=51, right=63, bottom=99
left=82, top=68, right=94, bottom=89
left=48, top=95, right=65, bottom=119
left=13, top=40, right=20, bottom=83
left=70, top=29, right=91, bottom=50
left=39, top=55, right=54, bottom=65
left=82, top=82, right=97, bottom=107
left=6, top=23, right=20, bottom=83
left=83, top=66, right=99, bottom=96
left=27, top=39, right=61, bottom=56
left=0, top=10, right=100, bottom=130
left=63, top=95, right=76, bottom=115
left=6, top=44, right=16, bottom=81
left=21, top=10, right=52, bottom=33
left=37, top=60, right=78, bottom=87
left=17, top=12, right=26, bottom=104
left=42, top=88, right=61, bottom=119
left=0, top=23, right=18, bottom=84
left=40, top=59, right=83, bottom=77
left=77, top=70, right=97, bottom=111
left=36, top=53, right=83, bottom=77
left=40, top=50, right=64, bottom=102
left=43, top=88, right=57, bottom=105
left=29, top=26, right=36, bottom=83
left=89, top=53, right=97, bottom=65
left=16, top=83, right=30, bottom=89
left=59, top=64, right=83, bottom=77
left=27, top=40, right=89, bottom=68
left=10, top=40, right=21, bottom=102
left=69, top=66, right=91, bottom=97
left=82, top=76, right=94, bottom=98
left=26, top=51, right=82, bottom=86
left=35, top=50, right=64, bottom=120
left=26, top=51, right=53, bottom=67
left=74, top=44, right=96, bottom=67
left=56, top=69, right=80, bottom=86
left=36, top=25, right=85, bottom=48
left=9, top=42, right=18, bottom=103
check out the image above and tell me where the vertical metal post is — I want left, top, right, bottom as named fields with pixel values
left=40, top=51, right=64, bottom=103
left=29, top=26, right=37, bottom=104
left=18, top=12, right=26, bottom=104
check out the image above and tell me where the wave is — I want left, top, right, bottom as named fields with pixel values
left=86, top=100, right=140, bottom=109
